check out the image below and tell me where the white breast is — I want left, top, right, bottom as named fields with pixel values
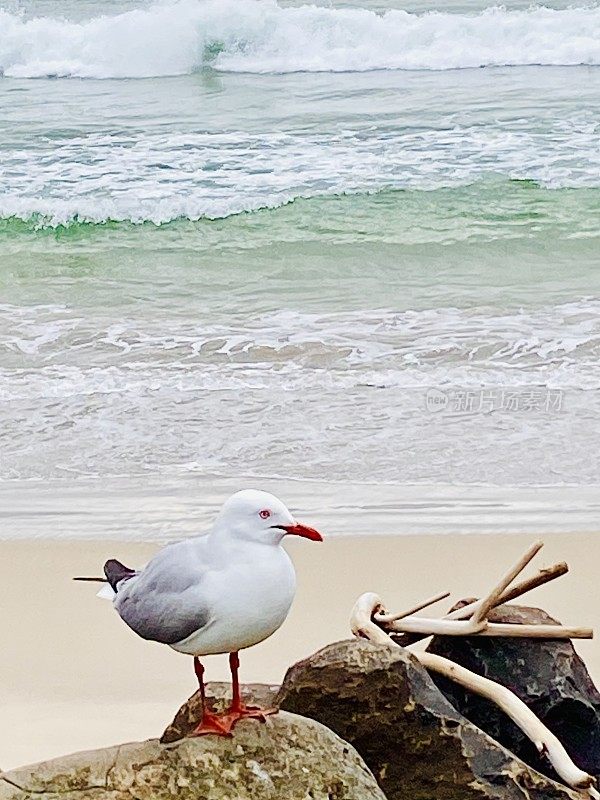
left=171, top=544, right=296, bottom=656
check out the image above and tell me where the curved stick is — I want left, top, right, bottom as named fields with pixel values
left=350, top=593, right=598, bottom=798
left=419, top=651, right=598, bottom=794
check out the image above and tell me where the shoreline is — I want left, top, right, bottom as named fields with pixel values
left=3, top=476, right=600, bottom=539
left=2, top=533, right=599, bottom=770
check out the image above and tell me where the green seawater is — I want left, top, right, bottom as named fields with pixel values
left=2, top=182, right=599, bottom=311
left=1, top=0, right=599, bottom=504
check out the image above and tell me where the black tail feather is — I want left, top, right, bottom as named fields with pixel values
left=104, top=559, right=136, bottom=591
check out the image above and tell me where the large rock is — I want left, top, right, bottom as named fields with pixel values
left=277, top=638, right=581, bottom=800
left=0, top=712, right=385, bottom=800
left=427, top=603, right=600, bottom=783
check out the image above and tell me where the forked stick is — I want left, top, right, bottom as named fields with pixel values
left=390, top=561, right=569, bottom=648
left=350, top=593, right=599, bottom=798
left=381, top=542, right=549, bottom=638
left=490, top=561, right=568, bottom=607
left=354, top=591, right=592, bottom=643
left=376, top=543, right=590, bottom=639
left=469, top=540, right=543, bottom=625
left=446, top=562, right=570, bottom=622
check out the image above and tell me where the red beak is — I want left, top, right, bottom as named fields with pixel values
left=281, top=522, right=323, bottom=542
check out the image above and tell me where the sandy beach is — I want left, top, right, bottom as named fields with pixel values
left=2, top=532, right=599, bottom=771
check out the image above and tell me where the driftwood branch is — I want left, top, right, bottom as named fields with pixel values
left=419, top=650, right=599, bottom=796
left=375, top=591, right=450, bottom=623
left=350, top=592, right=598, bottom=798
left=470, top=540, right=543, bottom=625
left=492, top=561, right=569, bottom=606
left=387, top=618, right=590, bottom=639
left=374, top=544, right=591, bottom=642
left=350, top=591, right=591, bottom=643
left=391, top=560, right=570, bottom=648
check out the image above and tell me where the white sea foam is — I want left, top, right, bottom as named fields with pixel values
left=3, top=300, right=600, bottom=369
left=2, top=117, right=600, bottom=227
left=0, top=0, right=600, bottom=78
left=2, top=300, right=600, bottom=485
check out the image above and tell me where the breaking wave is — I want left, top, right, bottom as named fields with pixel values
left=1, top=0, right=600, bottom=78
left=2, top=182, right=600, bottom=235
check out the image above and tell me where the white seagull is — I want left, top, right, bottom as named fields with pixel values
left=78, top=489, right=323, bottom=736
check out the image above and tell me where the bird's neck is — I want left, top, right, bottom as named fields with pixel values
left=208, top=520, right=285, bottom=548
left=205, top=527, right=284, bottom=562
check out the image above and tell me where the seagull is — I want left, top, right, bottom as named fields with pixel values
left=75, top=489, right=323, bottom=736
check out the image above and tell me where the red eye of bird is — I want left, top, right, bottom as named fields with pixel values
left=259, top=509, right=271, bottom=519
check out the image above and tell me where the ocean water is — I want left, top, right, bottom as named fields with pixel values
left=1, top=0, right=599, bottom=536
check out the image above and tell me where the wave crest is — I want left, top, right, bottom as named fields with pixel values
left=1, top=0, right=600, bottom=78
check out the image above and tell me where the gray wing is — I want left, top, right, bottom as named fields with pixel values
left=113, top=539, right=212, bottom=645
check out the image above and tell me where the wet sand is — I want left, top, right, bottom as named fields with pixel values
left=2, top=533, right=598, bottom=770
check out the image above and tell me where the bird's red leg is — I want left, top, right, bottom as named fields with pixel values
left=190, top=657, right=233, bottom=737
left=225, top=651, right=277, bottom=728
left=230, top=651, right=243, bottom=712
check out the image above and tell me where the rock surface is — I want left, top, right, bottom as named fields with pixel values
left=161, top=682, right=279, bottom=744
left=427, top=602, right=600, bottom=783
left=277, top=638, right=581, bottom=800
left=0, top=711, right=385, bottom=800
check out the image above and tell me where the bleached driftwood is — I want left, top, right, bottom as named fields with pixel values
left=420, top=651, right=599, bottom=795
left=376, top=590, right=450, bottom=623
left=389, top=559, right=570, bottom=648
left=351, top=591, right=599, bottom=798
left=470, top=540, right=543, bottom=624
left=353, top=592, right=592, bottom=642
left=369, top=542, right=592, bottom=641
left=350, top=542, right=598, bottom=798
left=388, top=618, right=590, bottom=639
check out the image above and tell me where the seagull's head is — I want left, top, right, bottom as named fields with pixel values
left=216, top=489, right=323, bottom=545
